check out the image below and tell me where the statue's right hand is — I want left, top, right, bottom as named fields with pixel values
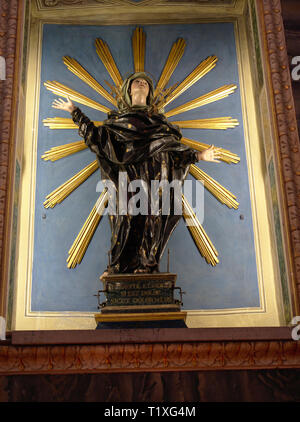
left=52, top=96, right=75, bottom=113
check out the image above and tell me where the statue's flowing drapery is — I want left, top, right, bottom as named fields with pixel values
left=72, top=107, right=198, bottom=273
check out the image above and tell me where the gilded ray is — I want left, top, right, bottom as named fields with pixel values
left=182, top=195, right=219, bottom=266
left=174, top=117, right=239, bottom=130
left=67, top=189, right=108, bottom=268
left=44, top=81, right=111, bottom=114
left=132, top=27, right=146, bottom=73
left=162, top=55, right=218, bottom=107
left=154, top=38, right=186, bottom=97
left=43, top=117, right=103, bottom=129
left=63, top=56, right=117, bottom=106
left=95, top=38, right=123, bottom=88
left=43, top=160, right=99, bottom=208
left=181, top=137, right=240, bottom=164
left=42, top=141, right=87, bottom=161
left=165, top=84, right=237, bottom=118
left=189, top=164, right=239, bottom=209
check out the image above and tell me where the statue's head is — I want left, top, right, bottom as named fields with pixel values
left=118, top=72, right=154, bottom=111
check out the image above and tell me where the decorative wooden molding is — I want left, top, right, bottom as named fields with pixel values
left=0, top=328, right=300, bottom=374
left=0, top=0, right=22, bottom=318
left=259, top=0, right=300, bottom=312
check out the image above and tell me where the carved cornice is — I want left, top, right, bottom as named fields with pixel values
left=35, top=0, right=236, bottom=10
left=260, top=0, right=300, bottom=311
left=0, top=337, right=300, bottom=374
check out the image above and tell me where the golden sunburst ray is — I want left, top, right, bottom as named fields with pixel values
left=43, top=117, right=103, bottom=129
left=67, top=189, right=108, bottom=268
left=63, top=56, right=117, bottom=107
left=154, top=38, right=186, bottom=97
left=95, top=38, right=123, bottom=89
left=161, top=55, right=218, bottom=108
left=181, top=137, right=240, bottom=164
left=182, top=195, right=219, bottom=266
left=42, top=140, right=87, bottom=162
left=174, top=117, right=239, bottom=130
left=189, top=164, right=239, bottom=209
left=43, top=160, right=99, bottom=209
left=132, top=27, right=146, bottom=73
left=44, top=81, right=111, bottom=114
left=165, top=84, right=237, bottom=118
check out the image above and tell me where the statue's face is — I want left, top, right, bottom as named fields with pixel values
left=129, top=78, right=150, bottom=98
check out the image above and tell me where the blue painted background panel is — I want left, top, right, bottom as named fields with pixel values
left=31, top=23, right=259, bottom=312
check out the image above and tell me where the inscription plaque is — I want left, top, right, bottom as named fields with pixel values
left=96, top=273, right=184, bottom=314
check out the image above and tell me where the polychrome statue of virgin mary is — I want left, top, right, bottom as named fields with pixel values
left=52, top=72, right=220, bottom=276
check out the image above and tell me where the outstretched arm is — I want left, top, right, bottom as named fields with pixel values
left=197, top=145, right=221, bottom=163
left=52, top=96, right=102, bottom=154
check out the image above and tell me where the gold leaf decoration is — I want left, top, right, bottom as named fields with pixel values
left=43, top=160, right=99, bottom=208
left=165, top=84, right=237, bottom=117
left=162, top=55, right=218, bottom=107
left=189, top=164, right=239, bottom=209
left=67, top=189, right=108, bottom=268
left=63, top=56, right=117, bottom=106
left=95, top=38, right=123, bottom=89
left=132, top=27, right=146, bottom=73
left=174, top=117, right=239, bottom=130
left=43, top=117, right=103, bottom=129
left=182, top=195, right=219, bottom=266
left=154, top=38, right=186, bottom=97
left=42, top=140, right=87, bottom=161
left=44, top=81, right=111, bottom=113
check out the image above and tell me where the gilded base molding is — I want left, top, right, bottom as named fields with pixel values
left=0, top=338, right=300, bottom=375
left=95, top=311, right=187, bottom=322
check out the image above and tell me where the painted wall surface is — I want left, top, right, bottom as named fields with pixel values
left=31, top=22, right=259, bottom=312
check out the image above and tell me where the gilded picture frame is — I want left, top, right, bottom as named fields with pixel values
left=1, top=0, right=299, bottom=333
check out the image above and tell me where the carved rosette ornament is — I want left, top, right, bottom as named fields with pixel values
left=261, top=0, right=300, bottom=309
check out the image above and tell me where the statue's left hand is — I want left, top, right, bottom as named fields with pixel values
left=197, top=145, right=221, bottom=163
left=52, top=96, right=76, bottom=113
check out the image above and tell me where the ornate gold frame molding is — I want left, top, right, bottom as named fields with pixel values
left=13, top=0, right=285, bottom=329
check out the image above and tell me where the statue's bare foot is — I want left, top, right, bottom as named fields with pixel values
left=100, top=270, right=108, bottom=280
